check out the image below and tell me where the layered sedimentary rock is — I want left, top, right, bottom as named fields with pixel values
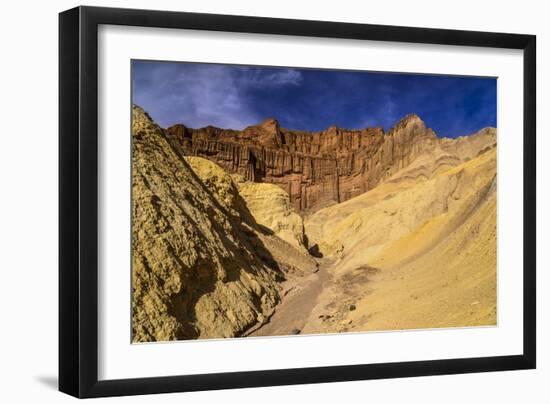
left=166, top=115, right=495, bottom=214
left=132, top=105, right=317, bottom=342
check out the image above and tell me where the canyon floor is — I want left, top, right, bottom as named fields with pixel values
left=248, top=257, right=332, bottom=337
left=132, top=105, right=497, bottom=342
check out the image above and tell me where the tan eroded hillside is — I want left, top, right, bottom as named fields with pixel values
left=302, top=145, right=497, bottom=333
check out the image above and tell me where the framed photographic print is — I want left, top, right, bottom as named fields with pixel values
left=59, top=6, right=536, bottom=398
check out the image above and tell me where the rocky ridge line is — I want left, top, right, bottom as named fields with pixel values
left=166, top=115, right=496, bottom=214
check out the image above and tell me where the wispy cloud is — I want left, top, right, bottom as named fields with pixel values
left=133, top=62, right=303, bottom=130
left=243, top=68, right=303, bottom=87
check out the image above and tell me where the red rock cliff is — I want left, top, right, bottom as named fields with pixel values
left=165, top=115, right=448, bottom=213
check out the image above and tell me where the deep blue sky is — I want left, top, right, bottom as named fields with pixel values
left=132, top=60, right=496, bottom=138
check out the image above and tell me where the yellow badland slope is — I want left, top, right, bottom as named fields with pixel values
left=132, top=106, right=314, bottom=342
left=304, top=143, right=497, bottom=333
left=232, top=174, right=308, bottom=252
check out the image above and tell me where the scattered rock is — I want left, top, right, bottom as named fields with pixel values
left=349, top=304, right=356, bottom=311
left=308, top=244, right=324, bottom=258
left=290, top=328, right=301, bottom=335
left=335, top=244, right=345, bottom=259
left=283, top=287, right=296, bottom=297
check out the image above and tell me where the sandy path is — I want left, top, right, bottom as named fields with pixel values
left=249, top=258, right=332, bottom=336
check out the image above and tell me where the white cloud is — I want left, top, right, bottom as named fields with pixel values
left=242, top=68, right=303, bottom=87
left=133, top=63, right=304, bottom=130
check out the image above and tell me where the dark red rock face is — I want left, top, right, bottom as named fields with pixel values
left=166, top=114, right=438, bottom=214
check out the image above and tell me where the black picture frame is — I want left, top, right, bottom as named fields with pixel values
left=59, top=5, right=536, bottom=398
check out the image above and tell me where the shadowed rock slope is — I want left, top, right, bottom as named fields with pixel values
left=132, top=106, right=314, bottom=342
